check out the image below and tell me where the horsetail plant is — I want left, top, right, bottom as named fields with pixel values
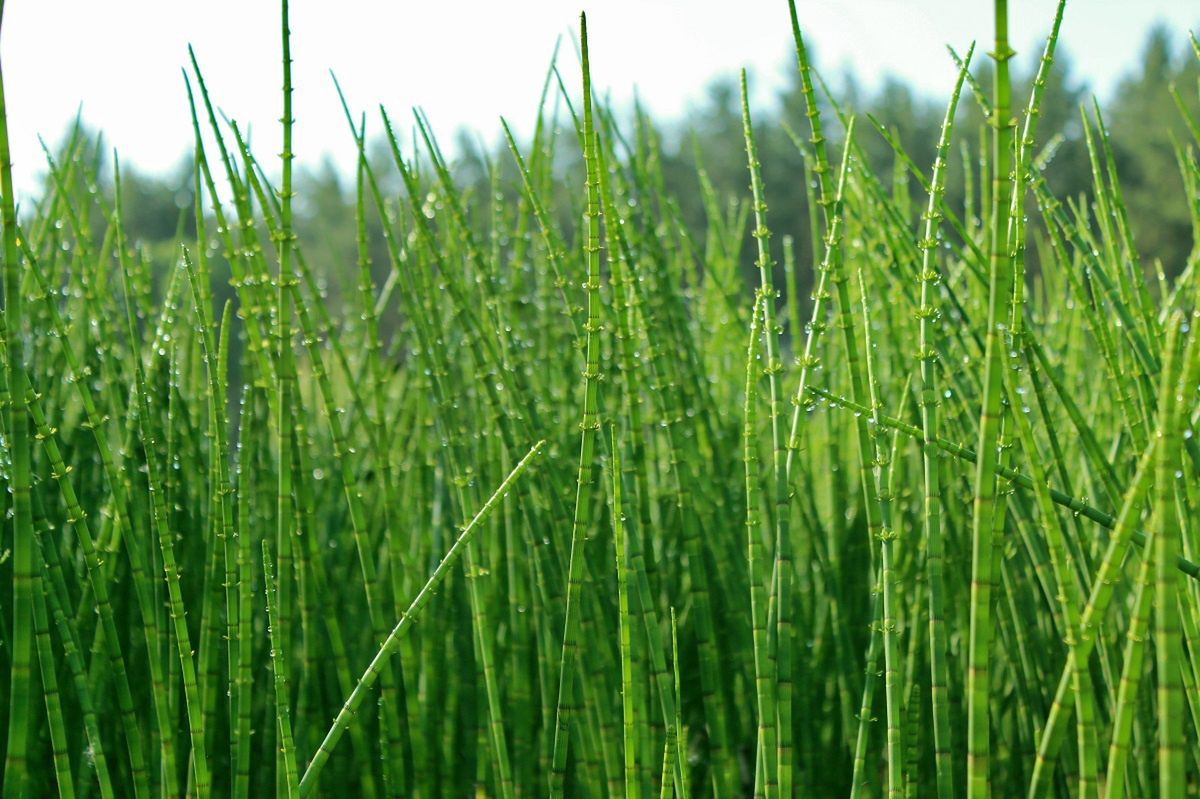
left=0, top=1, right=35, bottom=794
left=298, top=439, right=546, bottom=797
left=272, top=0, right=299, bottom=741
left=609, top=427, right=638, bottom=799
left=915, top=41, right=974, bottom=799
left=965, top=3, right=1016, bottom=794
left=549, top=14, right=605, bottom=797
left=742, top=293, right=774, bottom=797
left=5, top=0, right=1200, bottom=796
left=741, top=73, right=787, bottom=798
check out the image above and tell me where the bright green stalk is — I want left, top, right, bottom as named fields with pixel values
left=741, top=72, right=786, bottom=797
left=1078, top=109, right=1151, bottom=366
left=917, top=43, right=974, bottom=799
left=263, top=541, right=301, bottom=799
left=965, top=3, right=1015, bottom=793
left=658, top=739, right=675, bottom=799
left=743, top=294, right=775, bottom=796
left=298, top=440, right=545, bottom=797
left=849, top=589, right=884, bottom=799
left=902, top=637, right=922, bottom=799
left=1177, top=588, right=1200, bottom=782
left=234, top=385, right=258, bottom=799
left=610, top=428, right=639, bottom=799
left=1103, top=527, right=1156, bottom=799
left=105, top=199, right=184, bottom=799
left=1095, top=105, right=1160, bottom=345
left=856, top=268, right=904, bottom=799
left=1154, top=319, right=1187, bottom=798
left=0, top=0, right=34, bottom=792
left=1075, top=117, right=1154, bottom=444
left=1014, top=0, right=1065, bottom=184
left=193, top=328, right=225, bottom=773
left=31, top=565, right=74, bottom=799
left=274, top=0, right=298, bottom=720
left=549, top=14, right=604, bottom=796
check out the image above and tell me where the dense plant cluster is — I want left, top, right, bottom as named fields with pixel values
left=2, top=1, right=1200, bottom=797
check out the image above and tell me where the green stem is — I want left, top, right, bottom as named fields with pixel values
left=965, top=5, right=1014, bottom=793
left=298, top=440, right=544, bottom=797
left=549, top=15, right=605, bottom=795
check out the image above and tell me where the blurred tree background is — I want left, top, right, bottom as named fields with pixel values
left=43, top=24, right=1200, bottom=338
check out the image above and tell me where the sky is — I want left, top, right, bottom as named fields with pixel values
left=5, top=0, right=1198, bottom=200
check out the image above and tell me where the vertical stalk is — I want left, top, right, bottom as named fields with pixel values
left=31, top=565, right=75, bottom=799
left=549, top=13, right=604, bottom=796
left=274, top=3, right=298, bottom=772
left=856, top=269, right=904, bottom=799
left=966, top=3, right=1014, bottom=794
left=741, top=72, right=785, bottom=798
left=263, top=542, right=300, bottom=799
left=917, top=44, right=974, bottom=799
left=0, top=0, right=35, bottom=793
left=743, top=294, right=775, bottom=797
left=1154, top=319, right=1189, bottom=798
left=1103, top=528, right=1156, bottom=799
left=610, top=429, right=639, bottom=799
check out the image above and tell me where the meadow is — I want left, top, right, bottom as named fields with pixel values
left=2, top=0, right=1200, bottom=796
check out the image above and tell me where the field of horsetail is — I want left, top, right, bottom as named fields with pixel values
left=2, top=0, right=1200, bottom=796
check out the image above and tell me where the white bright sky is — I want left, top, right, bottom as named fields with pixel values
left=5, top=0, right=1199, bottom=199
